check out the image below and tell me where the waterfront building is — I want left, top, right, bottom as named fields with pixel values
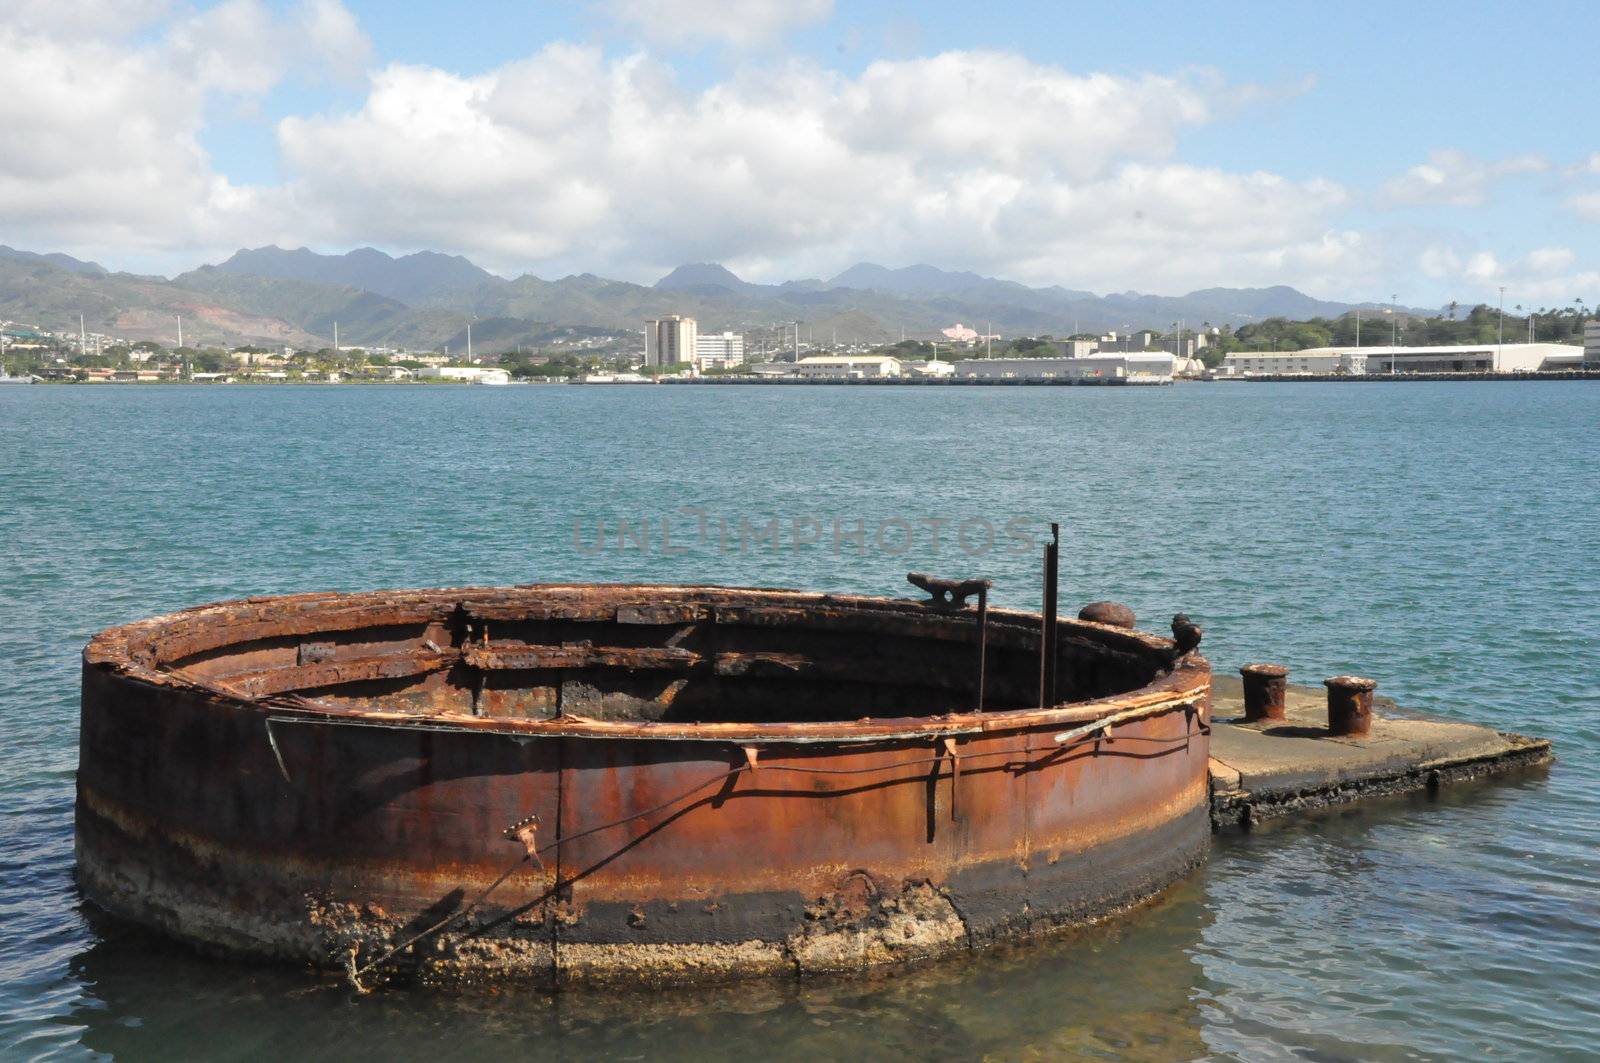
left=953, top=353, right=1174, bottom=383
left=1224, top=344, right=1583, bottom=376
left=693, top=331, right=745, bottom=371
left=1049, top=339, right=1099, bottom=358
left=905, top=358, right=954, bottom=377
left=645, top=316, right=698, bottom=367
left=1099, top=330, right=1156, bottom=352
left=1325, top=343, right=1579, bottom=374
left=418, top=366, right=512, bottom=384
left=794, top=355, right=903, bottom=378
left=1223, top=350, right=1369, bottom=376
left=1585, top=321, right=1600, bottom=368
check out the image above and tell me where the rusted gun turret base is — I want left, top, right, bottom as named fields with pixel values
left=1208, top=675, right=1551, bottom=829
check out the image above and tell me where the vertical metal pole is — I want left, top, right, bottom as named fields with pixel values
left=975, top=586, right=989, bottom=713
left=1039, top=522, right=1059, bottom=708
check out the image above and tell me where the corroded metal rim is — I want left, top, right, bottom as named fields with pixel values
left=85, top=583, right=1210, bottom=743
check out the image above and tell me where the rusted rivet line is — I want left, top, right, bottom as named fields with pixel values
left=1324, top=675, right=1377, bottom=737
left=1239, top=663, right=1289, bottom=722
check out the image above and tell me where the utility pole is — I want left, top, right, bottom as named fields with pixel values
left=79, top=313, right=86, bottom=357
left=1390, top=294, right=1397, bottom=374
left=467, top=322, right=473, bottom=363
left=1355, top=308, right=1361, bottom=347
left=986, top=321, right=992, bottom=359
left=1498, top=286, right=1506, bottom=368
left=176, top=315, right=183, bottom=350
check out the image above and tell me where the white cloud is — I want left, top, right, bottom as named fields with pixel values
left=0, top=2, right=367, bottom=261
left=166, top=0, right=372, bottom=93
left=1567, top=191, right=1600, bottom=223
left=276, top=46, right=1353, bottom=292
left=9, top=7, right=1585, bottom=303
left=1380, top=149, right=1547, bottom=208
left=603, top=0, right=832, bottom=48
left=4, top=0, right=171, bottom=36
left=1416, top=243, right=1598, bottom=304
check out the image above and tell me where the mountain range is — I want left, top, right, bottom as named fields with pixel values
left=0, top=243, right=1410, bottom=351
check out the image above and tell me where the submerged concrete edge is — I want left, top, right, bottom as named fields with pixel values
left=1209, top=732, right=1554, bottom=829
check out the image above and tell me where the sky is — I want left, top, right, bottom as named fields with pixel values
left=3, top=0, right=1599, bottom=307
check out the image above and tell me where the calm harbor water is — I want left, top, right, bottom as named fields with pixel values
left=1, top=382, right=1596, bottom=1060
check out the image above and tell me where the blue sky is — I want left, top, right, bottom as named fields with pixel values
left=6, top=0, right=1599, bottom=306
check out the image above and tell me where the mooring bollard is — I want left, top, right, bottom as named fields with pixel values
left=1324, top=675, right=1377, bottom=737
left=1239, top=663, right=1289, bottom=722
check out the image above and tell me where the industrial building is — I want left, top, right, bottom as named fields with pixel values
left=1048, top=339, right=1099, bottom=358
left=417, top=366, right=512, bottom=385
left=793, top=355, right=902, bottom=378
left=1221, top=343, right=1584, bottom=376
left=693, top=331, right=745, bottom=371
left=1223, top=350, right=1369, bottom=376
left=1585, top=321, right=1600, bottom=368
left=645, top=316, right=698, bottom=367
left=953, top=353, right=1174, bottom=384
left=905, top=358, right=954, bottom=377
left=1338, top=343, right=1580, bottom=374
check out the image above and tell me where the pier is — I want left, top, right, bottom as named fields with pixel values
left=1208, top=673, right=1552, bottom=828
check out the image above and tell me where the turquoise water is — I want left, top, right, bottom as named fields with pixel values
left=1, top=382, right=1596, bottom=1060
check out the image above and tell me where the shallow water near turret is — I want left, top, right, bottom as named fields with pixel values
left=2, top=382, right=1596, bottom=1059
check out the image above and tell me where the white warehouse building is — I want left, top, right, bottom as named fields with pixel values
left=953, top=353, right=1175, bottom=384
left=1223, top=350, right=1369, bottom=376
left=418, top=366, right=511, bottom=385
left=1224, top=343, right=1584, bottom=376
left=794, top=355, right=902, bottom=378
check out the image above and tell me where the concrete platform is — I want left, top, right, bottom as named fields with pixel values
left=1207, top=675, right=1552, bottom=829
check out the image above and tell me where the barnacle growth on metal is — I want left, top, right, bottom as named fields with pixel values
left=75, top=583, right=1211, bottom=987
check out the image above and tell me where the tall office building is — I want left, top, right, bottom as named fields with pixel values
left=694, top=331, right=745, bottom=370
left=645, top=316, right=698, bottom=367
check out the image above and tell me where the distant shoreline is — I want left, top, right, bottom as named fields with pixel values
left=10, top=370, right=1597, bottom=388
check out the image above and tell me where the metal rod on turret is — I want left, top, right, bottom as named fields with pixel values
left=975, top=585, right=989, bottom=712
left=1039, top=522, right=1059, bottom=708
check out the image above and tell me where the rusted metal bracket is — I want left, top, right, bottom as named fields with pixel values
left=741, top=745, right=761, bottom=774
left=943, top=737, right=961, bottom=821
left=907, top=572, right=991, bottom=608
left=906, top=572, right=994, bottom=713
left=1053, top=700, right=1197, bottom=747
left=504, top=813, right=546, bottom=870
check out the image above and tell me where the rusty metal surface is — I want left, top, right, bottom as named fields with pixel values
left=1078, top=600, right=1136, bottom=629
left=75, top=583, right=1211, bottom=986
left=1239, top=663, right=1289, bottom=722
left=1324, top=675, right=1377, bottom=737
